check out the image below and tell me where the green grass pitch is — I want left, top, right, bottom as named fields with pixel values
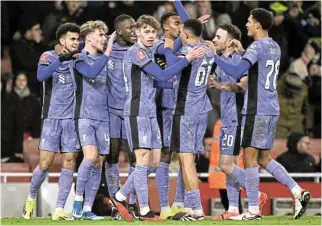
left=1, top=216, right=321, bottom=225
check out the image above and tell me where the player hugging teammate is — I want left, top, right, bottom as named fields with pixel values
left=23, top=0, right=310, bottom=222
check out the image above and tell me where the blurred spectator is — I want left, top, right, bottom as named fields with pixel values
left=276, top=133, right=317, bottom=179
left=42, top=0, right=87, bottom=47
left=304, top=61, right=321, bottom=138
left=10, top=14, right=46, bottom=96
left=184, top=2, right=198, bottom=19
left=1, top=73, right=24, bottom=163
left=231, top=1, right=259, bottom=47
left=283, top=1, right=308, bottom=59
left=197, top=0, right=231, bottom=40
left=288, top=38, right=321, bottom=79
left=304, top=3, right=321, bottom=38
left=12, top=72, right=41, bottom=140
left=154, top=1, right=175, bottom=22
left=269, top=2, right=290, bottom=74
left=276, top=73, right=309, bottom=138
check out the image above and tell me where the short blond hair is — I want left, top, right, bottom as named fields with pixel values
left=136, top=15, right=160, bottom=31
left=80, top=20, right=108, bottom=40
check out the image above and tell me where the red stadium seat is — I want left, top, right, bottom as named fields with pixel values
left=0, top=162, right=30, bottom=182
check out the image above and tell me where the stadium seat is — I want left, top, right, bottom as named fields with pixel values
left=0, top=162, right=30, bottom=183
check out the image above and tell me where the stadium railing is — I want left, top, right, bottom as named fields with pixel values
left=1, top=172, right=321, bottom=183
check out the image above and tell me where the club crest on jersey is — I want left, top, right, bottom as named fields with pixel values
left=137, top=49, right=146, bottom=61
left=40, top=54, right=49, bottom=62
left=250, top=43, right=256, bottom=50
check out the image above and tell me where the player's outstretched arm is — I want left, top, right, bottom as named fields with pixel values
left=37, top=50, right=80, bottom=82
left=156, top=38, right=183, bottom=55
left=143, top=45, right=207, bottom=81
left=214, top=55, right=250, bottom=79
left=173, top=0, right=190, bottom=22
left=75, top=55, right=109, bottom=78
left=153, top=80, right=174, bottom=89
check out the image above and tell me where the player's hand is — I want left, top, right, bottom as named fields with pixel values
left=228, top=39, right=245, bottom=54
left=186, top=46, right=207, bottom=61
left=55, top=44, right=68, bottom=55
left=157, top=57, right=167, bottom=68
left=198, top=14, right=210, bottom=24
left=105, top=31, right=116, bottom=56
left=204, top=40, right=216, bottom=55
left=164, top=37, right=174, bottom=49
left=58, top=50, right=81, bottom=62
left=207, top=75, right=221, bottom=89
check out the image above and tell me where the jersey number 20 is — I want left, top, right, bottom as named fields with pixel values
left=265, top=60, right=280, bottom=90
left=195, top=59, right=214, bottom=86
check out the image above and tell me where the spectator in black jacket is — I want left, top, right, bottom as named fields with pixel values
left=1, top=72, right=24, bottom=162
left=10, top=14, right=46, bottom=96
left=13, top=72, right=41, bottom=139
left=276, top=132, right=317, bottom=180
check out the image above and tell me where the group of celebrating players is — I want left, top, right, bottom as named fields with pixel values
left=22, top=0, right=311, bottom=222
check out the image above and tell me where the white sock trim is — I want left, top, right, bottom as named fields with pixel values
left=161, top=206, right=171, bottom=214
left=115, top=191, right=127, bottom=202
left=228, top=206, right=239, bottom=213
left=83, top=205, right=91, bottom=212
left=75, top=195, right=84, bottom=202
left=140, top=206, right=150, bottom=216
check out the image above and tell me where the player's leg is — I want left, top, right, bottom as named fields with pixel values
left=136, top=117, right=163, bottom=221
left=52, top=119, right=79, bottom=220
left=172, top=115, right=204, bottom=221
left=124, top=140, right=139, bottom=219
left=82, top=120, right=110, bottom=220
left=172, top=167, right=185, bottom=210
left=256, top=116, right=310, bottom=219
left=73, top=119, right=98, bottom=219
left=23, top=119, right=58, bottom=219
left=230, top=115, right=265, bottom=220
left=213, top=126, right=242, bottom=220
left=156, top=109, right=172, bottom=219
left=105, top=112, right=122, bottom=201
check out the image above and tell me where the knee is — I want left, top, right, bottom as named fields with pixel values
left=63, top=158, right=76, bottom=170
left=39, top=161, right=50, bottom=172
left=150, top=161, right=160, bottom=168
left=219, top=162, right=232, bottom=175
left=257, top=156, right=272, bottom=168
left=39, top=158, right=52, bottom=171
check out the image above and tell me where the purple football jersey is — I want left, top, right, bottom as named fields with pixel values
left=174, top=43, right=213, bottom=116
left=74, top=50, right=109, bottom=121
left=123, top=43, right=158, bottom=117
left=38, top=50, right=75, bottom=119
left=107, top=41, right=131, bottom=112
left=154, top=37, right=177, bottom=110
left=216, top=53, right=245, bottom=126
left=241, top=38, right=281, bottom=116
